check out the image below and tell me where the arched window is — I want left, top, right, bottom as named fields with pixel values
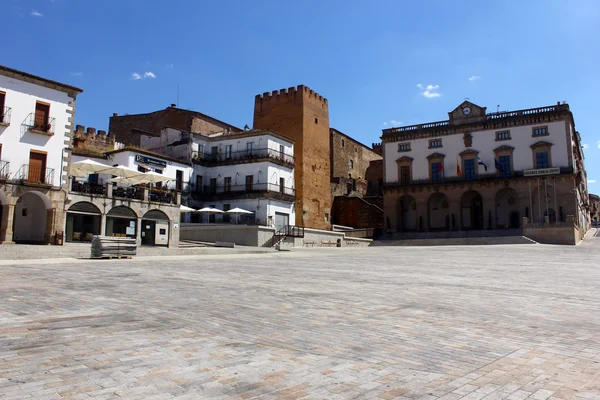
left=341, top=138, right=345, bottom=148
left=349, top=160, right=354, bottom=169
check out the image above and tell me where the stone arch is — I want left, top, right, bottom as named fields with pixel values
left=13, top=191, right=52, bottom=243
left=495, top=188, right=520, bottom=229
left=428, top=192, right=449, bottom=231
left=396, top=195, right=417, bottom=232
left=143, top=209, right=170, bottom=221
left=460, top=190, right=484, bottom=230
left=0, top=191, right=8, bottom=206
left=66, top=201, right=101, bottom=242
left=107, top=206, right=138, bottom=218
left=106, top=206, right=138, bottom=238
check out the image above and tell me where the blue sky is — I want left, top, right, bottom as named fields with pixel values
left=3, top=0, right=599, bottom=188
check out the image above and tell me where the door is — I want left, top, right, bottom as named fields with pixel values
left=34, top=102, right=50, bottom=131
left=245, top=175, right=253, bottom=191
left=0, top=92, right=5, bottom=124
left=274, top=212, right=289, bottom=231
left=176, top=170, right=183, bottom=191
left=510, top=211, right=520, bottom=229
left=195, top=175, right=203, bottom=193
left=279, top=177, right=285, bottom=194
left=154, top=223, right=169, bottom=246
left=28, top=151, right=47, bottom=183
left=210, top=146, right=218, bottom=161
left=141, top=221, right=155, bottom=245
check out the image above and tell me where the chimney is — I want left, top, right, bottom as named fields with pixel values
left=244, top=124, right=250, bottom=131
left=112, top=113, right=118, bottom=117
left=171, top=103, right=176, bottom=108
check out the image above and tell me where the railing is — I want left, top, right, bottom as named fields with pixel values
left=0, top=107, right=11, bottom=125
left=113, top=186, right=144, bottom=201
left=22, top=113, right=55, bottom=135
left=0, top=160, right=9, bottom=179
left=149, top=189, right=175, bottom=204
left=191, top=182, right=295, bottom=199
left=384, top=167, right=574, bottom=187
left=193, top=148, right=294, bottom=166
left=71, top=181, right=106, bottom=195
left=274, top=225, right=305, bottom=238
left=14, top=164, right=55, bottom=185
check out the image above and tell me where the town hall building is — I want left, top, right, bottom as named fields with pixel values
left=381, top=101, right=590, bottom=234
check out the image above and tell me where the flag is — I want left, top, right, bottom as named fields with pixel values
left=478, top=157, right=488, bottom=172
left=437, top=163, right=443, bottom=173
left=456, top=158, right=462, bottom=176
left=494, top=158, right=503, bottom=173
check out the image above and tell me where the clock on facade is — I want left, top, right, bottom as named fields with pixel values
left=462, top=106, right=472, bottom=116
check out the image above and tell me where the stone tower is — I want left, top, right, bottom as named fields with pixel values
left=253, top=85, right=331, bottom=229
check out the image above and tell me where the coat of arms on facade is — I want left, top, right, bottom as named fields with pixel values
left=463, top=132, right=473, bottom=147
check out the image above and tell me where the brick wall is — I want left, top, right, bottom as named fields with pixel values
left=332, top=196, right=384, bottom=230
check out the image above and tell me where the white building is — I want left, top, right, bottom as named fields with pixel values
left=382, top=101, right=589, bottom=234
left=141, top=127, right=296, bottom=229
left=0, top=65, right=82, bottom=244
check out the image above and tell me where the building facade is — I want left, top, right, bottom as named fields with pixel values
left=382, top=101, right=589, bottom=234
left=590, top=194, right=599, bottom=224
left=0, top=65, right=82, bottom=244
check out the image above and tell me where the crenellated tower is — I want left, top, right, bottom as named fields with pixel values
left=253, top=85, right=331, bottom=229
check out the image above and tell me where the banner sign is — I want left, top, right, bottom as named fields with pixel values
left=523, top=167, right=560, bottom=177
left=135, top=154, right=167, bottom=168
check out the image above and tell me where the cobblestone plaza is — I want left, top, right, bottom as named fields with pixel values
left=1, top=240, right=599, bottom=399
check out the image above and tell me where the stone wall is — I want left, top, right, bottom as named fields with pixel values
left=332, top=196, right=384, bottom=230
left=254, top=86, right=332, bottom=229
left=330, top=128, right=382, bottom=189
left=180, top=224, right=276, bottom=247
left=522, top=216, right=582, bottom=245
left=73, top=125, right=115, bottom=154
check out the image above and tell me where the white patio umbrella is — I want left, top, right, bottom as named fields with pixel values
left=142, top=171, right=172, bottom=184
left=180, top=205, right=196, bottom=212
left=70, top=159, right=113, bottom=177
left=195, top=207, right=224, bottom=223
left=104, top=165, right=145, bottom=179
left=226, top=207, right=254, bottom=224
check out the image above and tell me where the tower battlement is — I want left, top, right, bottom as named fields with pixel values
left=255, top=85, right=328, bottom=106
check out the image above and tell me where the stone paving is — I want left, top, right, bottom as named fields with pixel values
left=1, top=238, right=600, bottom=399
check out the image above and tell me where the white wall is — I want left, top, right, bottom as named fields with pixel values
left=0, top=75, right=75, bottom=187
left=193, top=133, right=293, bottom=157
left=203, top=198, right=295, bottom=226
left=384, top=121, right=570, bottom=182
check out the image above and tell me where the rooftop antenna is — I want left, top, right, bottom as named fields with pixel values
left=177, top=84, right=180, bottom=107
left=497, top=104, right=500, bottom=113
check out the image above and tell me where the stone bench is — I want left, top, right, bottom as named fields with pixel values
left=303, top=240, right=316, bottom=247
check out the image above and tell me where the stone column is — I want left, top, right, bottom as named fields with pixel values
left=106, top=184, right=113, bottom=198
left=45, top=208, right=57, bottom=245
left=416, top=198, right=428, bottom=232
left=482, top=193, right=495, bottom=230
left=448, top=200, right=460, bottom=231
left=136, top=217, right=142, bottom=246
left=100, top=214, right=107, bottom=236
left=0, top=204, right=15, bottom=243
left=176, top=192, right=181, bottom=206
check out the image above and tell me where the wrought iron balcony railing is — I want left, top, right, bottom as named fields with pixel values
left=0, top=107, right=11, bottom=126
left=22, top=113, right=55, bottom=135
left=14, top=164, right=55, bottom=185
left=0, top=160, right=9, bottom=179
left=191, top=182, right=295, bottom=200
left=384, top=167, right=574, bottom=188
left=193, top=148, right=294, bottom=167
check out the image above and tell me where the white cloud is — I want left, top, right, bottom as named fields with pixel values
left=166, top=63, right=175, bottom=68
left=131, top=73, right=142, bottom=80
left=588, top=179, right=596, bottom=184
left=582, top=143, right=589, bottom=149
left=390, top=120, right=403, bottom=125
left=143, top=72, right=156, bottom=79
left=31, top=10, right=43, bottom=17
left=597, top=140, right=600, bottom=149
left=417, top=83, right=441, bottom=98
left=70, top=72, right=83, bottom=77
left=382, top=122, right=387, bottom=126
left=469, top=75, right=481, bottom=81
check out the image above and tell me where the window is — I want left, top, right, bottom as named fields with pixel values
left=209, top=178, right=217, bottom=194
left=398, top=143, right=411, bottom=152
left=464, top=159, right=476, bottom=181
left=176, top=170, right=183, bottom=191
left=225, top=145, right=232, bottom=159
left=137, top=165, right=147, bottom=173
left=429, top=139, right=442, bottom=149
left=224, top=177, right=232, bottom=192
left=210, top=146, right=218, bottom=161
left=0, top=92, right=6, bottom=124
left=28, top=151, right=47, bottom=184
left=315, top=118, right=318, bottom=124
left=223, top=204, right=231, bottom=223
left=341, top=138, right=345, bottom=147
left=496, top=131, right=511, bottom=141
left=499, top=155, right=511, bottom=177
left=536, top=152, right=549, bottom=168
left=533, top=126, right=549, bottom=137
left=355, top=147, right=358, bottom=152
left=279, top=177, right=285, bottom=193
left=209, top=205, right=216, bottom=223
left=349, top=160, right=354, bottom=169
left=400, top=166, right=410, bottom=184
left=431, top=162, right=442, bottom=182
left=279, top=144, right=284, bottom=155
left=88, top=174, right=99, bottom=184
left=245, top=175, right=254, bottom=191
left=34, top=102, right=50, bottom=132
left=246, top=142, right=254, bottom=155
left=198, top=144, right=204, bottom=155
left=195, top=176, right=203, bottom=193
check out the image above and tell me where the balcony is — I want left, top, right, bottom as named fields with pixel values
left=70, top=181, right=179, bottom=205
left=384, top=167, right=574, bottom=188
left=193, top=148, right=294, bottom=168
left=71, top=181, right=107, bottom=196
left=191, top=182, right=295, bottom=202
left=14, top=164, right=55, bottom=186
left=0, top=107, right=11, bottom=126
left=0, top=160, right=9, bottom=180
left=22, top=113, right=55, bottom=136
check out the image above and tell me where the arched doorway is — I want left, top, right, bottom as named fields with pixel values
left=13, top=191, right=52, bottom=243
left=495, top=188, right=520, bottom=229
left=531, top=182, right=556, bottom=223
left=461, top=190, right=484, bottom=230
left=428, top=192, right=449, bottom=231
left=142, top=209, right=170, bottom=246
left=66, top=202, right=101, bottom=242
left=545, top=208, right=556, bottom=223
left=397, top=195, right=417, bottom=232
left=0, top=191, right=8, bottom=242
left=106, top=206, right=138, bottom=238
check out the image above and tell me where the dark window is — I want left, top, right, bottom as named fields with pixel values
left=315, top=118, right=318, bottom=124
left=209, top=178, right=217, bottom=194
left=246, top=142, right=253, bottom=155
left=210, top=146, right=218, bottom=161
left=137, top=165, right=147, bottom=173
left=223, top=204, right=231, bottom=223
left=536, top=152, right=549, bottom=168
left=279, top=144, right=284, bottom=155
left=176, top=170, right=183, bottom=191
left=398, top=143, right=411, bottom=152
left=496, top=131, right=511, bottom=141
left=245, top=175, right=254, bottom=191
left=34, top=102, right=50, bottom=131
left=224, top=177, right=232, bottom=192
left=195, top=175, right=203, bottom=193
left=225, top=145, right=232, bottom=159
left=499, top=155, right=511, bottom=177
left=429, top=139, right=442, bottom=148
left=0, top=92, right=5, bottom=124
left=400, top=166, right=410, bottom=184
left=349, top=160, right=354, bottom=169
left=279, top=177, right=285, bottom=193
left=159, top=229, right=166, bottom=235
left=88, top=174, right=99, bottom=184
left=464, top=159, right=476, bottom=181
left=341, top=139, right=345, bottom=147
left=431, top=162, right=442, bottom=182
left=533, top=127, right=548, bottom=136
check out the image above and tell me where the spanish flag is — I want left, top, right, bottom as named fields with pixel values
left=456, top=158, right=462, bottom=176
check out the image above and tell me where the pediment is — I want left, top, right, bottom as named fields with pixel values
left=494, top=145, right=515, bottom=153
left=427, top=152, right=445, bottom=160
left=449, top=101, right=487, bottom=125
left=459, top=149, right=479, bottom=157
left=530, top=141, right=553, bottom=149
left=396, top=156, right=414, bottom=163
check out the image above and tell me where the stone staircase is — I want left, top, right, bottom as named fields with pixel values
left=373, top=229, right=538, bottom=246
